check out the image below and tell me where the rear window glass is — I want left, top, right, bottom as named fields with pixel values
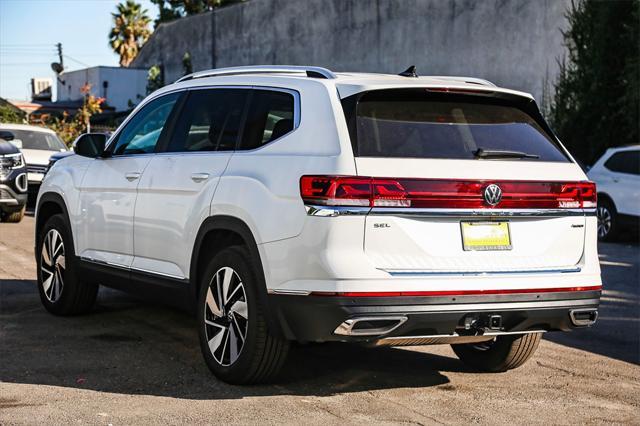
left=344, top=90, right=569, bottom=162
left=239, top=90, right=295, bottom=150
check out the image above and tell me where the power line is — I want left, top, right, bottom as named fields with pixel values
left=0, top=62, right=51, bottom=66
left=0, top=43, right=54, bottom=47
left=63, top=54, right=90, bottom=67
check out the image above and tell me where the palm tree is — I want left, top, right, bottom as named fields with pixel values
left=109, top=0, right=152, bottom=67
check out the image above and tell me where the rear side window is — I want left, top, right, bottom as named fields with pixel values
left=166, top=89, right=247, bottom=152
left=239, top=90, right=295, bottom=150
left=604, top=150, right=640, bottom=175
left=343, top=89, right=569, bottom=162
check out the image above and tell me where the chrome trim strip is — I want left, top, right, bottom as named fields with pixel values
left=80, top=256, right=129, bottom=270
left=378, top=329, right=546, bottom=342
left=370, top=208, right=596, bottom=217
left=349, top=298, right=599, bottom=313
left=267, top=289, right=312, bottom=296
left=106, top=85, right=302, bottom=155
left=304, top=205, right=596, bottom=217
left=80, top=257, right=187, bottom=281
left=305, top=205, right=370, bottom=216
left=383, top=267, right=582, bottom=276
left=130, top=266, right=186, bottom=280
left=334, top=316, right=408, bottom=336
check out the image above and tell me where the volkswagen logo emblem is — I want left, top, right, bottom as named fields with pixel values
left=483, top=184, right=503, bottom=206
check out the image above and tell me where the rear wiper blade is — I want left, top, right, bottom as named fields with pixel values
left=474, top=148, right=540, bottom=159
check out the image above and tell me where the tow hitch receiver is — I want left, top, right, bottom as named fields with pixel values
left=463, top=314, right=504, bottom=333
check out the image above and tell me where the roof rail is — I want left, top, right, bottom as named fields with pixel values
left=176, top=65, right=337, bottom=83
left=429, top=76, right=496, bottom=87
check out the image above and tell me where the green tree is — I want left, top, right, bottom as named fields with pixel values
left=182, top=51, right=193, bottom=75
left=549, top=0, right=639, bottom=164
left=0, top=105, right=25, bottom=124
left=109, top=0, right=152, bottom=67
left=45, top=84, right=105, bottom=145
left=146, top=64, right=165, bottom=94
left=151, top=0, right=244, bottom=26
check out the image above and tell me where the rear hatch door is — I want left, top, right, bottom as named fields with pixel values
left=343, top=88, right=593, bottom=274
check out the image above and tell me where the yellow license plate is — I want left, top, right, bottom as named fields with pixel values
left=461, top=221, right=512, bottom=251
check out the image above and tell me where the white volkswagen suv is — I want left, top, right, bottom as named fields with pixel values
left=35, top=66, right=601, bottom=384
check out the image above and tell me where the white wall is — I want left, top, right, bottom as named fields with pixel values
left=56, top=66, right=147, bottom=112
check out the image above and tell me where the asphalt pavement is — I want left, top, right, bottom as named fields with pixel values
left=1, top=215, right=638, bottom=424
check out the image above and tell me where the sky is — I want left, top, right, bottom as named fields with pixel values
left=0, top=0, right=158, bottom=101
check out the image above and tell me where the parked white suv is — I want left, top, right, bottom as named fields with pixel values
left=0, top=123, right=68, bottom=201
left=35, top=66, right=602, bottom=384
left=587, top=145, right=640, bottom=240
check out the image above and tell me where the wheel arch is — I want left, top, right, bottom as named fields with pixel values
left=35, top=192, right=73, bottom=257
left=190, top=215, right=284, bottom=337
left=597, top=192, right=617, bottom=211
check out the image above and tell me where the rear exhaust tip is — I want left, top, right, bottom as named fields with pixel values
left=570, top=308, right=598, bottom=326
left=334, top=316, right=408, bottom=336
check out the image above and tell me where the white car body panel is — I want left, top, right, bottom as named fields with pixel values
left=132, top=152, right=232, bottom=279
left=588, top=146, right=640, bottom=217
left=36, top=154, right=90, bottom=249
left=37, top=69, right=602, bottom=298
left=76, top=156, right=152, bottom=268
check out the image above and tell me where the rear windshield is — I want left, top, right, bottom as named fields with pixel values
left=343, top=89, right=569, bottom=162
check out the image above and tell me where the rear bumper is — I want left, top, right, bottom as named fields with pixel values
left=267, top=289, right=601, bottom=343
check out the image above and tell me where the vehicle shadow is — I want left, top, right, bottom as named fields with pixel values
left=545, top=240, right=640, bottom=365
left=0, top=279, right=459, bottom=400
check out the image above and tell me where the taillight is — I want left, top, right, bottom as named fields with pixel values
left=300, top=176, right=597, bottom=209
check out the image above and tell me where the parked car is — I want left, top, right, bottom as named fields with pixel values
left=587, top=145, right=640, bottom=240
left=35, top=65, right=601, bottom=384
left=0, top=123, right=67, bottom=202
left=0, top=130, right=28, bottom=222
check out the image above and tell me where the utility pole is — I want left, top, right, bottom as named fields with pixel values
left=56, top=42, right=63, bottom=68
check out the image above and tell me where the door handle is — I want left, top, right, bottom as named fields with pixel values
left=125, top=172, right=141, bottom=181
left=191, top=173, right=210, bottom=183
left=612, top=178, right=620, bottom=183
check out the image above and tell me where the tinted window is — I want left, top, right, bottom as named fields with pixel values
left=166, top=89, right=247, bottom=152
left=604, top=150, right=640, bottom=175
left=344, top=90, right=568, bottom=162
left=7, top=129, right=66, bottom=151
left=112, top=92, right=180, bottom=155
left=239, top=90, right=295, bottom=150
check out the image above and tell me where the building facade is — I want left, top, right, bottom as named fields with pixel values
left=56, top=66, right=148, bottom=112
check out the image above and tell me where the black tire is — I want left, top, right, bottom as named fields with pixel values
left=36, top=214, right=98, bottom=315
left=597, top=198, right=618, bottom=241
left=2, top=206, right=25, bottom=223
left=451, top=332, right=542, bottom=372
left=197, top=245, right=289, bottom=384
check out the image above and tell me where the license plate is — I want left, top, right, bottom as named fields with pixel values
left=461, top=221, right=512, bottom=251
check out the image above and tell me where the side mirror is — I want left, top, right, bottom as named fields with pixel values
left=0, top=130, right=15, bottom=141
left=73, top=133, right=107, bottom=158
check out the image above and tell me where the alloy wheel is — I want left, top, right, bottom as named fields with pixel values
left=40, top=229, right=65, bottom=302
left=203, top=266, right=249, bottom=366
left=597, top=206, right=612, bottom=238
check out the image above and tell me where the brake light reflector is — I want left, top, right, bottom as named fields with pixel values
left=300, top=176, right=597, bottom=210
